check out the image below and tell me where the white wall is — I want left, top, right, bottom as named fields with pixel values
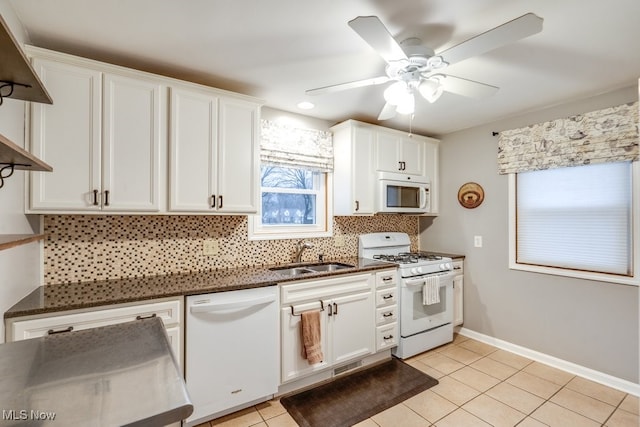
left=419, top=85, right=639, bottom=383
left=0, top=0, right=42, bottom=341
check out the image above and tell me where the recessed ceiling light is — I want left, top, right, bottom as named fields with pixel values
left=297, top=101, right=314, bottom=110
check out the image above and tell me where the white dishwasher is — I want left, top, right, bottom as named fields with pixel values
left=185, top=286, right=279, bottom=426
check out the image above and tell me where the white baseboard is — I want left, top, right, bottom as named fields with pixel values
left=459, top=327, right=640, bottom=397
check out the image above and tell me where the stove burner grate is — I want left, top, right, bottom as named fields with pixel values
left=373, top=252, right=443, bottom=264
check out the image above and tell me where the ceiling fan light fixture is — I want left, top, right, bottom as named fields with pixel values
left=418, top=77, right=444, bottom=103
left=395, top=92, right=415, bottom=115
left=383, top=81, right=409, bottom=105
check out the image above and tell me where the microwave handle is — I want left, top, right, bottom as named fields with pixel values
left=420, top=187, right=429, bottom=209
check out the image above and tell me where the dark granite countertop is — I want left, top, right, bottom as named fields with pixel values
left=5, top=257, right=397, bottom=319
left=420, top=251, right=465, bottom=260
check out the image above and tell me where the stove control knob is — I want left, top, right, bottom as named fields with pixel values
left=445, top=263, right=452, bottom=270
left=416, top=266, right=424, bottom=274
left=410, top=267, right=418, bottom=275
left=439, top=263, right=446, bottom=270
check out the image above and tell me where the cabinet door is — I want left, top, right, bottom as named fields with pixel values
left=453, top=268, right=464, bottom=326
left=375, top=131, right=403, bottom=172
left=169, top=87, right=218, bottom=211
left=352, top=126, right=375, bottom=214
left=216, top=97, right=259, bottom=213
left=423, top=138, right=439, bottom=214
left=330, top=290, right=375, bottom=365
left=280, top=303, right=330, bottom=383
left=102, top=73, right=162, bottom=211
left=400, top=137, right=425, bottom=176
left=30, top=58, right=102, bottom=211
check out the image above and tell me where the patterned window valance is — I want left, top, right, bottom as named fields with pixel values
left=497, top=101, right=639, bottom=174
left=260, top=119, right=333, bottom=172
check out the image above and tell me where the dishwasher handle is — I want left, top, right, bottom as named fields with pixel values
left=189, top=294, right=276, bottom=313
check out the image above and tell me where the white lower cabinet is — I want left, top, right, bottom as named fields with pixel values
left=5, top=298, right=183, bottom=368
left=453, top=259, right=464, bottom=326
left=280, top=273, right=376, bottom=383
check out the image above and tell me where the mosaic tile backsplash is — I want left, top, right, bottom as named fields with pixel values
left=43, top=215, right=419, bottom=284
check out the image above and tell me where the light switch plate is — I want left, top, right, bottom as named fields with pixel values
left=203, top=239, right=219, bottom=255
left=474, top=235, right=483, bottom=248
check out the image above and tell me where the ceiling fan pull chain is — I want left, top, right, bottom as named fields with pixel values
left=408, top=113, right=414, bottom=137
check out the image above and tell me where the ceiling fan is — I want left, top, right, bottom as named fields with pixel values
left=306, top=13, right=543, bottom=120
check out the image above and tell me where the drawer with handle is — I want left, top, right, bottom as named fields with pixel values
left=376, top=305, right=397, bottom=326
left=375, top=270, right=397, bottom=288
left=376, top=323, right=398, bottom=351
left=375, top=288, right=397, bottom=306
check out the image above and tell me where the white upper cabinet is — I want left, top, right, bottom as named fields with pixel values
left=26, top=46, right=262, bottom=215
left=27, top=49, right=164, bottom=213
left=331, top=120, right=440, bottom=216
left=169, top=87, right=260, bottom=213
left=102, top=73, right=162, bottom=211
left=29, top=58, right=102, bottom=211
left=375, top=130, right=425, bottom=176
left=169, top=87, right=218, bottom=212
left=331, top=120, right=376, bottom=215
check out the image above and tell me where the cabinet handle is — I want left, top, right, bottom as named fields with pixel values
left=402, top=161, right=406, bottom=170
left=454, top=266, right=462, bottom=270
left=211, top=194, right=216, bottom=208
left=383, top=335, right=394, bottom=340
left=333, top=302, right=338, bottom=315
left=382, top=294, right=394, bottom=300
left=382, top=276, right=393, bottom=282
left=355, top=200, right=360, bottom=211
left=92, top=189, right=99, bottom=206
left=218, top=195, right=223, bottom=209
left=382, top=312, right=393, bottom=318
left=47, top=326, right=74, bottom=335
left=328, top=303, right=333, bottom=316
left=136, top=313, right=157, bottom=321
left=104, top=190, right=110, bottom=206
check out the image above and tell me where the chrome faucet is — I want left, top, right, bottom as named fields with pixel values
left=294, top=240, right=314, bottom=263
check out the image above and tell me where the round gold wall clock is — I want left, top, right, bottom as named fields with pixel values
left=458, top=182, right=485, bottom=209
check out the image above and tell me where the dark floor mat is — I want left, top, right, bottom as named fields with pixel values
left=280, top=357, right=438, bottom=427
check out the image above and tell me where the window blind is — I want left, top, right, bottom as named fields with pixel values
left=260, top=120, right=333, bottom=172
left=516, top=161, right=632, bottom=276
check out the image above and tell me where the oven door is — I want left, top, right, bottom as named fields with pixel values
left=400, top=271, right=454, bottom=337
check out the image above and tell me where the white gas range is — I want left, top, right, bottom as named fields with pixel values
left=359, top=232, right=455, bottom=358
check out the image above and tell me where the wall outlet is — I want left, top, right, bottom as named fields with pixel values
left=474, top=235, right=483, bottom=248
left=203, top=239, right=219, bottom=256
left=334, top=235, right=345, bottom=247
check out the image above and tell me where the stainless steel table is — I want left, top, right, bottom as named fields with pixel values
left=0, top=317, right=192, bottom=426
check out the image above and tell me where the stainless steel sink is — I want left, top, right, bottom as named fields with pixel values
left=271, top=267, right=315, bottom=276
left=305, top=262, right=354, bottom=272
left=269, top=262, right=354, bottom=276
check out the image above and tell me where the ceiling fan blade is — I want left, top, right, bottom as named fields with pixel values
left=377, top=102, right=397, bottom=120
left=306, top=76, right=389, bottom=96
left=438, top=13, right=543, bottom=66
left=440, top=75, right=499, bottom=99
left=348, top=16, right=408, bottom=63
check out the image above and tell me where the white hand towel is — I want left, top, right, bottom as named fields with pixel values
left=422, top=275, right=441, bottom=305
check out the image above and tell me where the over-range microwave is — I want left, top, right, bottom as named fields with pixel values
left=377, top=172, right=430, bottom=214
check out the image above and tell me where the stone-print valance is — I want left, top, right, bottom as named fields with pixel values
left=497, top=101, right=638, bottom=174
left=260, top=120, right=333, bottom=172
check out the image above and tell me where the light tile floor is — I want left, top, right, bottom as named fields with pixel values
left=195, top=334, right=639, bottom=427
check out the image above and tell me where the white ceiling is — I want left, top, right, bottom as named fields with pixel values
left=8, top=0, right=640, bottom=136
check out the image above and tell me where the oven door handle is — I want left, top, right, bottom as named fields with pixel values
left=405, top=278, right=426, bottom=287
